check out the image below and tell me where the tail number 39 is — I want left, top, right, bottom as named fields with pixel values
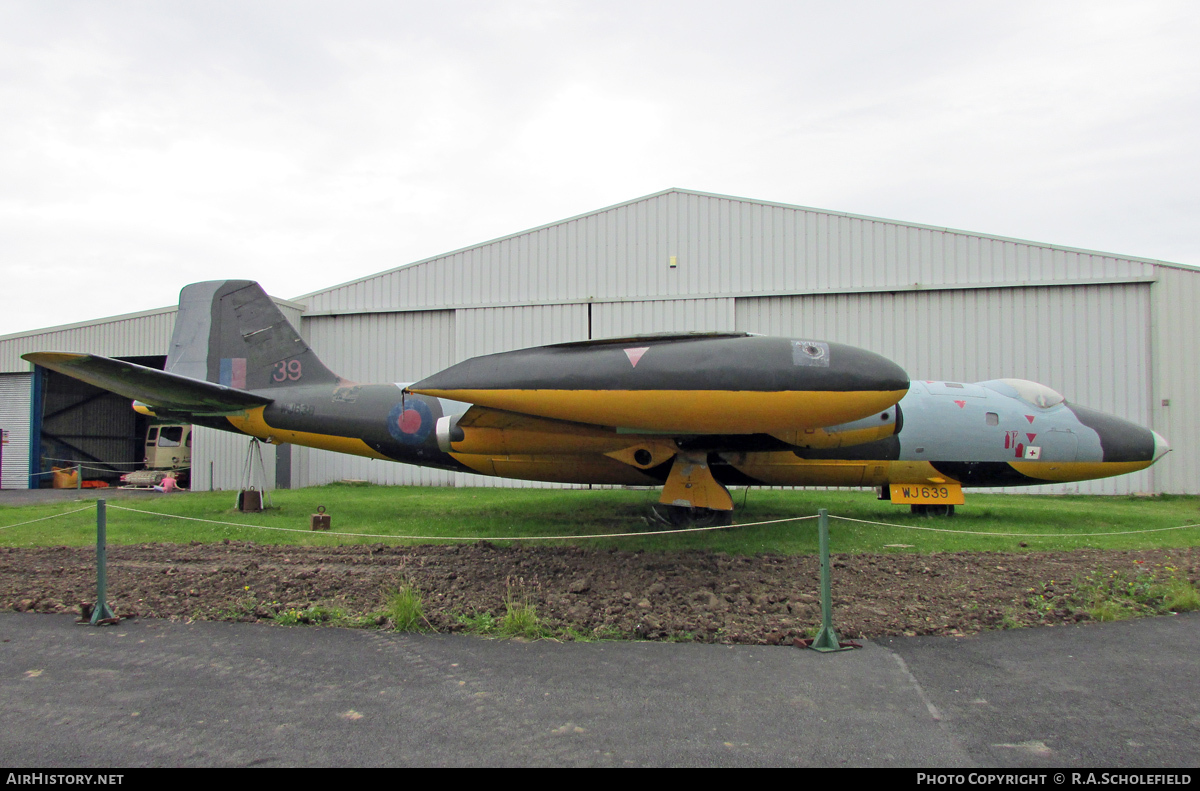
left=272, top=360, right=303, bottom=382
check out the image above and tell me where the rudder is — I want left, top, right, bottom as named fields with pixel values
left=166, top=280, right=340, bottom=390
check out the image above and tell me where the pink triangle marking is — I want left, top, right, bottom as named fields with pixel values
left=1025, top=415, right=1035, bottom=424
left=953, top=400, right=966, bottom=408
left=624, top=347, right=650, bottom=368
left=1026, top=433, right=1037, bottom=443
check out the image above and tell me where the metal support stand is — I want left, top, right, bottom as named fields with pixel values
left=810, top=508, right=852, bottom=652
left=237, top=438, right=273, bottom=510
left=90, top=499, right=116, bottom=626
left=76, top=463, right=82, bottom=493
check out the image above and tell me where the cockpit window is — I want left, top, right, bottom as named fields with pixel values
left=977, top=378, right=1065, bottom=409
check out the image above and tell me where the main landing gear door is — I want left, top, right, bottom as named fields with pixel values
left=661, top=452, right=734, bottom=511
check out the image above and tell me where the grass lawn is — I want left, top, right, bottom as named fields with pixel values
left=2, top=484, right=1199, bottom=555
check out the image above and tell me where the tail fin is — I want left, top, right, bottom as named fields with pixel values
left=166, top=280, right=339, bottom=390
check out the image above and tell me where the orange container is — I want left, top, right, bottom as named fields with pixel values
left=51, top=467, right=79, bottom=489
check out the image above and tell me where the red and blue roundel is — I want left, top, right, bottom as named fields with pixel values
left=387, top=399, right=434, bottom=445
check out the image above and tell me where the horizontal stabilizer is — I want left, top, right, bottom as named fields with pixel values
left=23, top=352, right=273, bottom=415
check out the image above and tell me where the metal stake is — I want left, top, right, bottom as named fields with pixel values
left=810, top=508, right=850, bottom=652
left=90, top=499, right=116, bottom=625
left=76, top=463, right=82, bottom=493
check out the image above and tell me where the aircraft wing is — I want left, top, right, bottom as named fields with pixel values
left=22, top=352, right=273, bottom=415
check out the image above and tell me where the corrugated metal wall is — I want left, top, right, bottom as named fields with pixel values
left=591, top=298, right=735, bottom=336
left=0, top=374, right=31, bottom=489
left=192, top=428, right=277, bottom=492
left=734, top=284, right=1154, bottom=494
left=456, top=304, right=588, bottom=358
left=303, top=310, right=455, bottom=383
left=1150, top=269, right=1200, bottom=493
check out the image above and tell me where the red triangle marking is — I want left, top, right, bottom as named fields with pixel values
left=954, top=400, right=966, bottom=408
left=1025, top=415, right=1035, bottom=424
left=1026, top=433, right=1037, bottom=443
left=624, top=347, right=649, bottom=368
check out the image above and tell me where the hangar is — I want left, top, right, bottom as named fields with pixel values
left=1, top=188, right=1196, bottom=494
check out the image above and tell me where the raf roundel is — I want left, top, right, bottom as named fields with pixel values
left=387, top=399, right=434, bottom=445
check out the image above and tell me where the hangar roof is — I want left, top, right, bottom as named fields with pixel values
left=296, top=188, right=1195, bottom=317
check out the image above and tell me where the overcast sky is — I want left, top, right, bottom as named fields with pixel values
left=2, top=0, right=1197, bottom=336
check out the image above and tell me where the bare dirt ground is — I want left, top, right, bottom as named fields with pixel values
left=4, top=542, right=1198, bottom=642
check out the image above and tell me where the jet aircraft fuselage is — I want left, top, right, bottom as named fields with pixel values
left=215, top=377, right=1166, bottom=491
left=24, top=280, right=1168, bottom=522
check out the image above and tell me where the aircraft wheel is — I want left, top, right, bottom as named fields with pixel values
left=911, top=504, right=955, bottom=517
left=689, top=508, right=734, bottom=527
left=653, top=505, right=734, bottom=528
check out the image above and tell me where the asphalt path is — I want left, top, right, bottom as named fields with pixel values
left=1, top=611, right=1197, bottom=768
left=0, top=488, right=161, bottom=505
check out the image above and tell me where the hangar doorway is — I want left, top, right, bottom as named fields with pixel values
left=30, top=355, right=180, bottom=488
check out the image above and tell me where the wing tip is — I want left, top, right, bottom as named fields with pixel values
left=22, top=351, right=89, bottom=365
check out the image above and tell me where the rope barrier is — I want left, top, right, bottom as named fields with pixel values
left=38, top=463, right=191, bottom=474
left=104, top=505, right=1200, bottom=542
left=43, top=457, right=160, bottom=468
left=0, top=506, right=95, bottom=531
left=828, top=514, right=1200, bottom=537
left=106, top=504, right=820, bottom=540
left=3, top=500, right=1197, bottom=541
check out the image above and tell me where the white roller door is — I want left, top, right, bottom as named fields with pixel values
left=0, top=373, right=31, bottom=489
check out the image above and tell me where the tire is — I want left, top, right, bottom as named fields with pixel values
left=656, top=505, right=734, bottom=528
left=912, top=503, right=954, bottom=517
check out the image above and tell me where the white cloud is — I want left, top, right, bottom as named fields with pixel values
left=0, top=0, right=1197, bottom=336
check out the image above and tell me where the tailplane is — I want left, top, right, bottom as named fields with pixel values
left=21, top=352, right=273, bottom=415
left=167, top=280, right=339, bottom=389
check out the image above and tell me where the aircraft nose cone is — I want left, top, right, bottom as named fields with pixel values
left=1152, top=430, right=1171, bottom=462
left=1068, top=404, right=1160, bottom=463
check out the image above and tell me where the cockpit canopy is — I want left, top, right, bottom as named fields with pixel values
left=976, top=378, right=1066, bottom=409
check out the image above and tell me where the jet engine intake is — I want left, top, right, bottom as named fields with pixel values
left=769, top=406, right=902, bottom=449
